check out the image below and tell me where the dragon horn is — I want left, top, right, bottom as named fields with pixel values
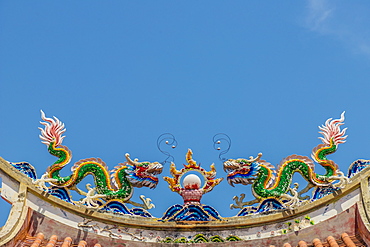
left=125, top=153, right=139, bottom=165
left=247, top=153, right=263, bottom=163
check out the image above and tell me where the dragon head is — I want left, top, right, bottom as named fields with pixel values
left=124, top=154, right=163, bottom=189
left=223, top=153, right=263, bottom=187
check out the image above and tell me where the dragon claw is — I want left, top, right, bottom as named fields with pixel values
left=125, top=195, right=155, bottom=210
left=140, top=195, right=155, bottom=209
left=78, top=184, right=106, bottom=208
left=230, top=194, right=259, bottom=209
left=281, top=183, right=302, bottom=209
left=329, top=171, right=349, bottom=189
left=33, top=172, right=58, bottom=190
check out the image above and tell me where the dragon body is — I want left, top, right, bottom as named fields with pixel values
left=224, top=112, right=349, bottom=208
left=35, top=111, right=162, bottom=207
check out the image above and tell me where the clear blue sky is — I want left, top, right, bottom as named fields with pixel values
left=1, top=1, right=370, bottom=225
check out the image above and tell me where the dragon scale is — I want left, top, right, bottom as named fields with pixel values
left=47, top=141, right=132, bottom=199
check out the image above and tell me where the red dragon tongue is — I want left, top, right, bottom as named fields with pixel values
left=228, top=168, right=250, bottom=176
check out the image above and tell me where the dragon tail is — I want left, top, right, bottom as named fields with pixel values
left=311, top=112, right=347, bottom=184
left=40, top=110, right=73, bottom=185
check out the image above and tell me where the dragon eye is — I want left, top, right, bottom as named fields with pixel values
left=239, top=161, right=246, bottom=165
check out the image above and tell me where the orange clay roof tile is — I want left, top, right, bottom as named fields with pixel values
left=290, top=232, right=366, bottom=247
left=18, top=231, right=368, bottom=246
left=342, top=233, right=357, bottom=247
left=45, top=235, right=58, bottom=247
left=327, top=236, right=340, bottom=247
left=60, top=237, right=72, bottom=247
left=30, top=232, right=45, bottom=247
left=298, top=240, right=308, bottom=247
left=313, top=238, right=324, bottom=247
left=77, top=240, right=87, bottom=247
left=20, top=233, right=101, bottom=247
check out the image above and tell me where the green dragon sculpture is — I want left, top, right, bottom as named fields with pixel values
left=34, top=111, right=163, bottom=209
left=223, top=112, right=349, bottom=209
